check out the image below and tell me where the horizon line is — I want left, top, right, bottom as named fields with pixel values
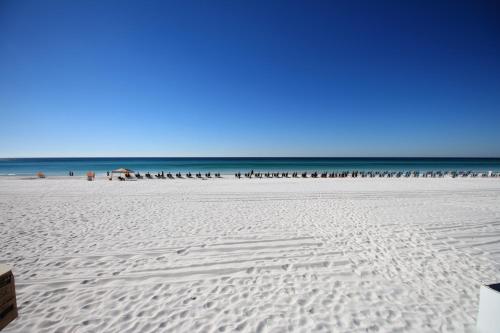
left=2, top=156, right=500, bottom=159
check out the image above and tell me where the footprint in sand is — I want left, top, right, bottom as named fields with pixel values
left=177, top=248, right=189, bottom=255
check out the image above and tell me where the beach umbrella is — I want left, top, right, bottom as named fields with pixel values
left=112, top=168, right=134, bottom=173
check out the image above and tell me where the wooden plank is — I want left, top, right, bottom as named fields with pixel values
left=0, top=298, right=18, bottom=331
left=0, top=265, right=17, bottom=331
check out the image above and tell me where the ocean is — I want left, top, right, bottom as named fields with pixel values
left=1, top=157, right=500, bottom=176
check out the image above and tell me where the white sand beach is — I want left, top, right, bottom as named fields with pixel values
left=1, top=177, right=500, bottom=333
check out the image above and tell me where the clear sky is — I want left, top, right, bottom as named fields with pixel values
left=1, top=0, right=499, bottom=157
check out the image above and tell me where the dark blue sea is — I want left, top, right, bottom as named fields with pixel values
left=1, top=158, right=500, bottom=176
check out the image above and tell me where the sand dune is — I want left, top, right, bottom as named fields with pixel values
left=1, top=177, right=499, bottom=332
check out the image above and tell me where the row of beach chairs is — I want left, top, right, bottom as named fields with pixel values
left=138, top=172, right=223, bottom=180
left=234, top=170, right=499, bottom=179
left=116, top=170, right=499, bottom=180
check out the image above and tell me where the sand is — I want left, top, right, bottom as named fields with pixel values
left=1, top=177, right=500, bottom=332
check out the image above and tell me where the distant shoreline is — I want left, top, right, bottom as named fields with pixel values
left=1, top=157, right=500, bottom=176
left=2, top=171, right=500, bottom=181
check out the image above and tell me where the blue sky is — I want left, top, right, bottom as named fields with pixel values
left=1, top=0, right=499, bottom=157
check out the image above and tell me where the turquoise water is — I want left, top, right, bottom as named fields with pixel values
left=1, top=158, right=500, bottom=176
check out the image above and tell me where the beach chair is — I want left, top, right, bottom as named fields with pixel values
left=0, top=264, right=17, bottom=331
